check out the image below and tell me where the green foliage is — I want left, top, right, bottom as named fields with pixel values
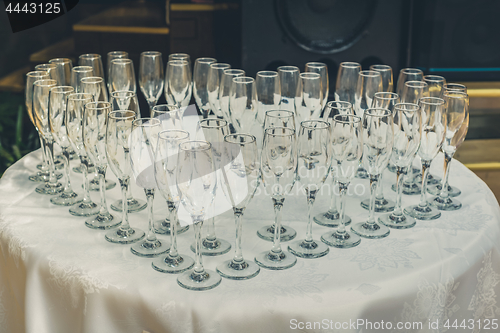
left=0, top=92, right=39, bottom=176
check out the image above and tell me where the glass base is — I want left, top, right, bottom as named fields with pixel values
left=392, top=181, right=421, bottom=195
left=422, top=173, right=441, bottom=186
left=257, top=224, right=297, bottom=242
left=111, top=198, right=147, bottom=213
left=37, top=159, right=63, bottom=170
left=378, top=212, right=416, bottom=229
left=404, top=204, right=441, bottom=220
left=351, top=221, right=390, bottom=239
left=355, top=166, right=369, bottom=179
left=360, top=197, right=396, bottom=212
left=35, top=182, right=63, bottom=195
left=69, top=200, right=100, bottom=217
left=430, top=195, right=462, bottom=211
left=177, top=269, right=222, bottom=291
left=152, top=254, right=194, bottom=274
left=321, top=230, right=361, bottom=248
left=427, top=184, right=461, bottom=197
left=130, top=239, right=170, bottom=257
left=287, top=239, right=329, bottom=258
left=87, top=178, right=116, bottom=191
left=29, top=172, right=62, bottom=182
left=190, top=238, right=231, bottom=256
left=85, top=212, right=121, bottom=230
left=105, top=227, right=145, bottom=244
left=216, top=259, right=260, bottom=280
left=50, top=191, right=82, bottom=206
left=255, top=249, right=297, bottom=270
left=313, top=210, right=351, bottom=227
left=153, top=218, right=189, bottom=235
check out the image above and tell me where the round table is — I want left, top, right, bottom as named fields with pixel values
left=0, top=148, right=499, bottom=333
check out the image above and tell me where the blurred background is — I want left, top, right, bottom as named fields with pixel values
left=0, top=0, right=499, bottom=198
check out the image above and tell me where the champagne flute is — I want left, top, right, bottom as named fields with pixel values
left=49, top=86, right=82, bottom=205
left=129, top=118, right=170, bottom=256
left=66, top=93, right=101, bottom=216
left=255, top=127, right=297, bottom=270
left=165, top=60, right=192, bottom=108
left=443, top=83, right=467, bottom=94
left=396, top=68, right=423, bottom=98
left=152, top=130, right=195, bottom=273
left=107, top=51, right=128, bottom=94
left=139, top=51, right=164, bottom=114
left=82, top=101, right=120, bottom=229
left=314, top=101, right=353, bottom=227
left=255, top=70, right=281, bottom=125
left=277, top=65, right=300, bottom=112
left=351, top=108, right=393, bottom=239
left=335, top=62, right=361, bottom=105
left=229, top=76, right=259, bottom=139
left=369, top=64, right=393, bottom=92
left=109, top=58, right=136, bottom=94
left=193, top=57, right=217, bottom=118
left=424, top=75, right=446, bottom=97
left=294, top=72, right=322, bottom=128
left=379, top=103, right=421, bottom=229
left=32, top=79, right=63, bottom=195
left=71, top=66, right=93, bottom=93
left=431, top=91, right=468, bottom=211
left=305, top=62, right=328, bottom=110
left=321, top=115, right=362, bottom=248
left=288, top=120, right=330, bottom=258
left=219, top=68, right=245, bottom=123
left=169, top=53, right=190, bottom=64
left=404, top=97, right=446, bottom=220
left=216, top=133, right=261, bottom=279
left=79, top=53, right=108, bottom=102
left=105, top=111, right=146, bottom=243
left=49, top=58, right=72, bottom=85
left=176, top=140, right=221, bottom=290
left=207, top=63, right=231, bottom=119
left=35, top=63, right=58, bottom=81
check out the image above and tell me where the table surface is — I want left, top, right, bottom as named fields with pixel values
left=1, top=148, right=499, bottom=333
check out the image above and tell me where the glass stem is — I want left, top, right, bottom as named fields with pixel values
left=328, top=173, right=338, bottom=214
left=393, top=166, right=405, bottom=217
left=39, top=134, right=49, bottom=172
left=45, top=138, right=58, bottom=186
left=97, top=166, right=108, bottom=215
left=376, top=172, right=384, bottom=201
left=404, top=157, right=414, bottom=184
left=419, top=161, right=431, bottom=207
left=205, top=206, right=216, bottom=242
left=193, top=220, right=205, bottom=274
left=367, top=175, right=379, bottom=225
left=62, top=149, right=72, bottom=192
left=232, top=208, right=244, bottom=263
left=271, top=197, right=285, bottom=254
left=119, top=177, right=131, bottom=230
left=81, top=159, right=91, bottom=203
left=167, top=201, right=179, bottom=257
left=144, top=188, right=156, bottom=242
left=305, top=190, right=317, bottom=242
left=337, top=183, right=348, bottom=234
left=439, top=151, right=454, bottom=198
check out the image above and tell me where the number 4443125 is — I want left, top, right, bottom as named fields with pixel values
left=443, top=319, right=498, bottom=330
left=5, top=2, right=61, bottom=14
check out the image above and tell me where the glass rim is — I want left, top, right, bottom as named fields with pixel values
left=33, top=79, right=57, bottom=87
left=85, top=101, right=111, bottom=110
left=374, top=92, right=399, bottom=100
left=265, top=109, right=294, bottom=118
left=210, top=62, right=230, bottom=69
left=79, top=53, right=101, bottom=60
left=132, top=117, right=160, bottom=127
left=107, top=50, right=128, bottom=57
left=333, top=114, right=361, bottom=124
left=257, top=70, right=278, bottom=77
left=50, top=86, right=74, bottom=93
left=419, top=97, right=446, bottom=105
left=169, top=53, right=190, bottom=58
left=167, top=59, right=189, bottom=66
left=111, top=90, right=136, bottom=98
left=224, top=133, right=256, bottom=144
left=394, top=102, right=420, bottom=112
left=300, top=119, right=330, bottom=129
left=364, top=107, right=392, bottom=117
left=370, top=64, right=392, bottom=71
left=277, top=65, right=299, bottom=72
left=223, top=68, right=245, bottom=75
left=27, top=71, right=50, bottom=78
left=400, top=68, right=423, bottom=74
left=81, top=76, right=103, bottom=83
left=199, top=118, right=228, bottom=128
left=68, top=92, right=93, bottom=101
left=306, top=62, right=326, bottom=68
left=35, top=63, right=57, bottom=70
left=264, top=126, right=295, bottom=136
left=326, top=100, right=352, bottom=109
left=111, top=58, right=132, bottom=65
left=152, top=104, right=180, bottom=113
left=340, top=61, right=361, bottom=68
left=233, top=76, right=254, bottom=84
left=158, top=129, right=190, bottom=141
left=108, top=110, right=136, bottom=120
left=444, top=83, right=467, bottom=92
left=424, top=75, right=446, bottom=82
left=405, top=80, right=427, bottom=87
left=299, top=72, right=320, bottom=79
left=141, top=51, right=162, bottom=57
left=443, top=90, right=468, bottom=99
left=359, top=70, right=381, bottom=77
left=72, top=65, right=93, bottom=72
left=196, top=57, right=217, bottom=65
left=49, top=58, right=72, bottom=64
left=178, top=140, right=212, bottom=152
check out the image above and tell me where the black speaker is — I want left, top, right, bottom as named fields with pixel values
left=241, top=0, right=410, bottom=91
left=411, top=0, right=500, bottom=81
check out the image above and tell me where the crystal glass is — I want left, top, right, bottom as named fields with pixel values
left=193, top=57, right=217, bottom=118
left=360, top=92, right=399, bottom=212
left=165, top=60, right=192, bottom=108
left=139, top=51, right=164, bottom=114
left=82, top=101, right=120, bottom=229
left=277, top=66, right=299, bottom=112
left=79, top=53, right=108, bottom=102
left=404, top=97, right=446, bottom=220
left=193, top=119, right=232, bottom=256
left=81, top=77, right=106, bottom=102
left=70, top=66, right=93, bottom=93
left=35, top=63, right=58, bottom=81
left=152, top=130, right=194, bottom=273
left=431, top=91, right=468, bottom=210
left=335, top=62, right=361, bottom=105
left=26, top=71, right=51, bottom=182
left=229, top=76, right=259, bottom=137
left=305, top=62, right=328, bottom=110
left=294, top=72, right=322, bottom=128
left=396, top=68, right=424, bottom=98
left=66, top=93, right=101, bottom=216
left=106, top=51, right=128, bottom=93
left=369, top=64, right=393, bottom=92
left=49, top=86, right=81, bottom=205
left=109, top=58, right=136, bottom=94
left=207, top=63, right=231, bottom=119
left=216, top=134, right=261, bottom=279
left=255, top=70, right=281, bottom=125
left=255, top=127, right=297, bottom=270
left=443, top=83, right=467, bottom=94
left=49, top=58, right=72, bottom=85
left=176, top=140, right=221, bottom=290
left=152, top=104, right=185, bottom=133
left=379, top=103, right=421, bottom=229
left=288, top=120, right=330, bottom=258
left=351, top=108, right=393, bottom=238
left=424, top=75, right=446, bottom=98
left=219, top=68, right=245, bottom=123
left=257, top=110, right=297, bottom=242
left=129, top=118, right=170, bottom=256
left=105, top=111, right=145, bottom=243
left=32, top=79, right=63, bottom=195
left=353, top=70, right=382, bottom=179
left=321, top=115, right=362, bottom=248
left=314, top=101, right=353, bottom=227
left=169, top=53, right=191, bottom=64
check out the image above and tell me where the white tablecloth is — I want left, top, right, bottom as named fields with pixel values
left=1, top=149, right=499, bottom=333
